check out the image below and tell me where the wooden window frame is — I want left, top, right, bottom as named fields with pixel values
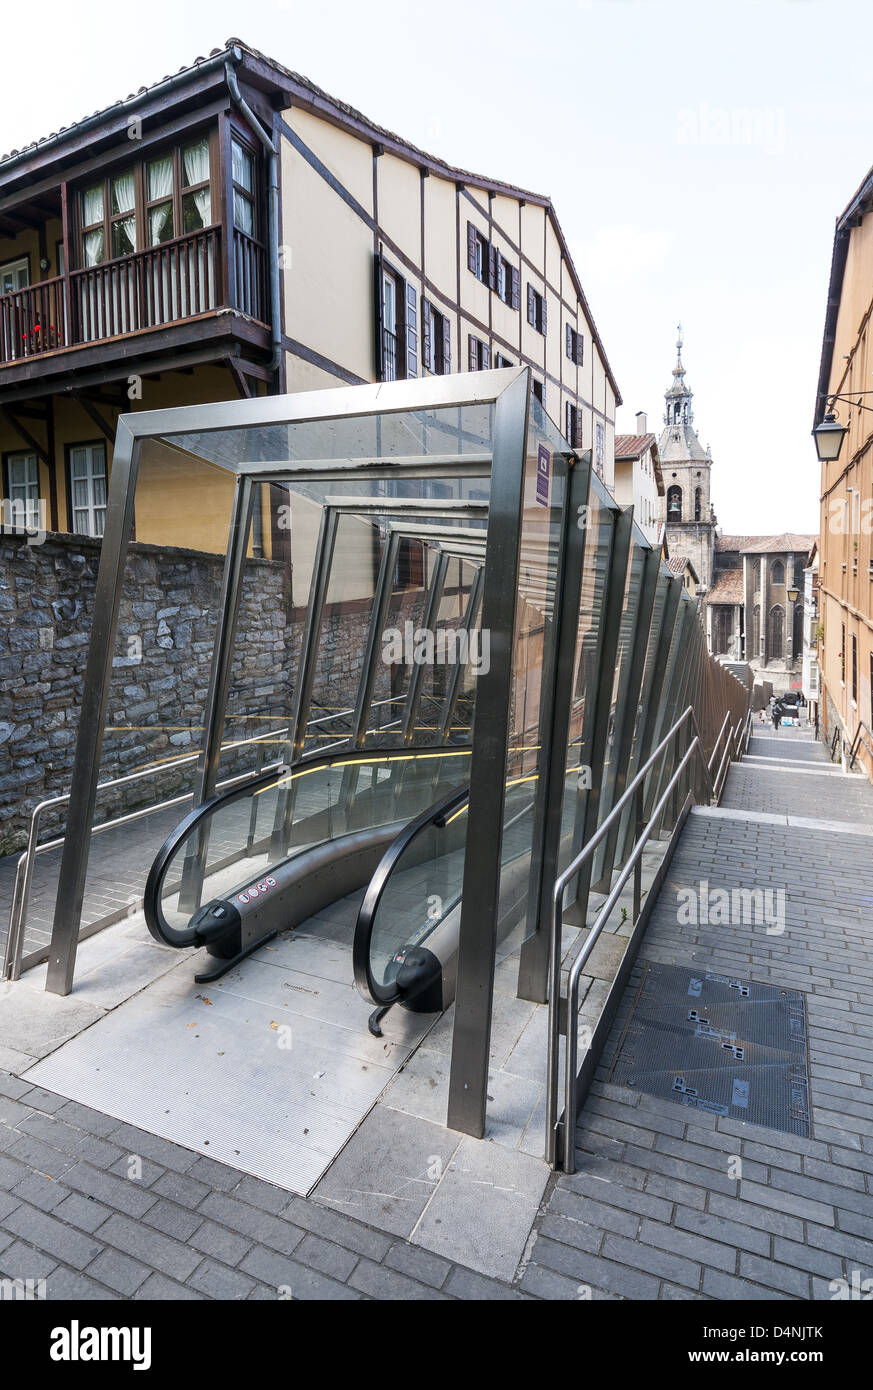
left=229, top=130, right=260, bottom=239
left=66, top=439, right=108, bottom=539
left=74, top=128, right=218, bottom=269
left=527, top=283, right=547, bottom=335
left=3, top=448, right=41, bottom=530
left=565, top=323, right=583, bottom=365
left=423, top=300, right=451, bottom=375
left=468, top=334, right=490, bottom=372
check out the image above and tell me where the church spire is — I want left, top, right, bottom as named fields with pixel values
left=665, top=321, right=694, bottom=427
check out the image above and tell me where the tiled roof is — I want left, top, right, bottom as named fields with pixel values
left=716, top=533, right=817, bottom=555
left=614, top=433, right=657, bottom=459
left=705, top=569, right=745, bottom=605
left=665, top=555, right=698, bottom=580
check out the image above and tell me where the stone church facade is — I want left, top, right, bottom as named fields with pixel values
left=657, top=332, right=717, bottom=591
left=656, top=331, right=814, bottom=691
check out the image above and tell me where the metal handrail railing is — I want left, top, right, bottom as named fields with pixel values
left=3, top=720, right=296, bottom=980
left=848, top=719, right=873, bottom=771
left=3, top=690, right=410, bottom=980
left=545, top=700, right=748, bottom=1170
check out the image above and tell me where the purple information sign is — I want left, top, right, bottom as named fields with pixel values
left=535, top=444, right=550, bottom=507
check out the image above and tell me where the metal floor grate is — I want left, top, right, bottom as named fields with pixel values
left=610, top=961, right=811, bottom=1136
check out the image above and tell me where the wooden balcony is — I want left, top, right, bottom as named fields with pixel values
left=0, top=225, right=267, bottom=368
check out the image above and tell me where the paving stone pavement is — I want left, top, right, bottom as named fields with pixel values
left=0, top=1072, right=529, bottom=1301
left=4, top=715, right=873, bottom=1301
left=523, top=720, right=873, bottom=1301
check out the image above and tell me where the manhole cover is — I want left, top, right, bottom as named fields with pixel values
left=610, top=962, right=811, bottom=1136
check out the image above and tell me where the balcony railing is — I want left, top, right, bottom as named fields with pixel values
left=383, top=326, right=398, bottom=382
left=0, top=224, right=267, bottom=367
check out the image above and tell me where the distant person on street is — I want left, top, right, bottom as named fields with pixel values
left=771, top=703, right=781, bottom=732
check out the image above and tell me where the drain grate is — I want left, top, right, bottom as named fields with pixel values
left=610, top=961, right=811, bottom=1136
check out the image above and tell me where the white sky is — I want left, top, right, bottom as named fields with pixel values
left=5, top=0, right=872, bottom=534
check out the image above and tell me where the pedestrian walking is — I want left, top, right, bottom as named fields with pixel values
left=771, top=702, right=781, bottom=732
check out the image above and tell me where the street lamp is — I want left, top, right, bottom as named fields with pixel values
left=813, top=412, right=848, bottom=462
left=787, top=584, right=799, bottom=602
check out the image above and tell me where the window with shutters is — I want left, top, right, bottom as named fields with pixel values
left=852, top=633, right=858, bottom=703
left=532, top=378, right=544, bottom=407
left=494, top=250, right=519, bottom=309
left=422, top=300, right=451, bottom=375
left=566, top=324, right=583, bottom=365
left=378, top=260, right=418, bottom=381
left=467, top=222, right=488, bottom=283
left=527, top=284, right=547, bottom=334
left=468, top=335, right=490, bottom=371
left=565, top=402, right=582, bottom=448
left=494, top=352, right=513, bottom=369
left=841, top=623, right=846, bottom=683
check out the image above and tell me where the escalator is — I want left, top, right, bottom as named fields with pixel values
left=143, top=742, right=537, bottom=1030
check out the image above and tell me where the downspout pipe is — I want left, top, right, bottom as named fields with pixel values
left=225, top=60, right=282, bottom=379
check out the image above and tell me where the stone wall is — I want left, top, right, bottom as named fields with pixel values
left=0, top=530, right=452, bottom=853
left=0, top=531, right=293, bottom=854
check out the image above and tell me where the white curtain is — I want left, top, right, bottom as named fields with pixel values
left=111, top=170, right=136, bottom=214
left=148, top=156, right=173, bottom=201
left=81, top=185, right=103, bottom=225
left=183, top=140, right=209, bottom=188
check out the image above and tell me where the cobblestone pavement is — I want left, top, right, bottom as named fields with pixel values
left=523, top=721, right=873, bottom=1300
left=4, top=718, right=873, bottom=1300
left=0, top=1071, right=525, bottom=1301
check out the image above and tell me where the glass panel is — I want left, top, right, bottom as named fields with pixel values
left=183, top=189, right=211, bottom=234
left=147, top=155, right=174, bottom=201
left=231, top=139, right=253, bottom=193
left=81, top=184, right=104, bottom=225
left=591, top=537, right=646, bottom=883
left=111, top=170, right=136, bottom=215
left=232, top=190, right=253, bottom=235
left=111, top=215, right=136, bottom=258
left=149, top=202, right=174, bottom=245
left=182, top=139, right=210, bottom=186
left=82, top=228, right=105, bottom=267
left=558, top=473, right=614, bottom=878
left=156, top=748, right=473, bottom=935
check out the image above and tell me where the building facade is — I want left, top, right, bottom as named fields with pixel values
left=705, top=533, right=816, bottom=689
left=814, top=163, right=873, bottom=780
left=656, top=331, right=717, bottom=590
left=0, top=38, right=620, bottom=559
left=613, top=413, right=663, bottom=545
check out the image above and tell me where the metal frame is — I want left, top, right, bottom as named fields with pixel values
left=517, top=450, right=590, bottom=1003
left=447, top=369, right=531, bottom=1137
left=40, top=367, right=525, bottom=1115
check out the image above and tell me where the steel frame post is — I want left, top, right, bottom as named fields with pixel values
left=593, top=543, right=661, bottom=892
left=447, top=370, right=529, bottom=1138
left=615, top=573, right=675, bottom=865
left=516, top=452, right=588, bottom=1004
left=178, top=475, right=255, bottom=912
left=437, top=566, right=484, bottom=742
left=644, top=597, right=691, bottom=823
left=566, top=505, right=633, bottom=932
left=402, top=549, right=449, bottom=745
left=269, top=506, right=338, bottom=857
left=45, top=421, right=139, bottom=996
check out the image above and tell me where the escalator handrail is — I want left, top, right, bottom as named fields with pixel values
left=353, top=781, right=470, bottom=1006
left=144, top=742, right=473, bottom=949
left=352, top=760, right=542, bottom=1006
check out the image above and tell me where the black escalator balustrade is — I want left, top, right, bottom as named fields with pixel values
left=143, top=745, right=473, bottom=984
left=353, top=769, right=539, bottom=1035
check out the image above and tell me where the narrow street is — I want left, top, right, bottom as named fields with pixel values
left=524, top=718, right=873, bottom=1299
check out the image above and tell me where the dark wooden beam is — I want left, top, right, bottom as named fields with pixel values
left=72, top=395, right=116, bottom=443
left=2, top=407, right=50, bottom=466
left=226, top=357, right=253, bottom=398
